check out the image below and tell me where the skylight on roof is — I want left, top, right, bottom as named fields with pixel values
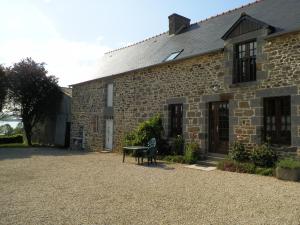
left=164, top=50, right=183, bottom=62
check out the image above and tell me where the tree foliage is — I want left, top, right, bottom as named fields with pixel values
left=0, top=124, right=14, bottom=136
left=0, top=65, right=7, bottom=112
left=6, top=58, right=62, bottom=145
left=13, top=122, right=24, bottom=135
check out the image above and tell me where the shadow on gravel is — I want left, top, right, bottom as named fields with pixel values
left=0, top=147, right=88, bottom=161
left=139, top=162, right=175, bottom=170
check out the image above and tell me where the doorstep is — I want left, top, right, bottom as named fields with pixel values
left=100, top=150, right=113, bottom=153
left=184, top=164, right=216, bottom=171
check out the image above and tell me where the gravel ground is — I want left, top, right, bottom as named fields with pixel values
left=0, top=148, right=299, bottom=225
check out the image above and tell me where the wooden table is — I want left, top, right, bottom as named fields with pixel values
left=123, top=146, right=148, bottom=164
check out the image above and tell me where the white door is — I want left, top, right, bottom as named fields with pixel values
left=105, top=119, right=113, bottom=150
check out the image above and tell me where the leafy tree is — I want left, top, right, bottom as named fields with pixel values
left=13, top=122, right=24, bottom=135
left=0, top=65, right=7, bottom=112
left=0, top=124, right=14, bottom=136
left=6, top=58, right=62, bottom=145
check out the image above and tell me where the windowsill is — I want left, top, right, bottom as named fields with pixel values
left=229, top=80, right=258, bottom=88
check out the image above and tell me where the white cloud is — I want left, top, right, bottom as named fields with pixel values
left=0, top=1, right=111, bottom=86
left=0, top=38, right=111, bottom=86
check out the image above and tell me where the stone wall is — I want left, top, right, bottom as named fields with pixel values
left=71, top=31, right=300, bottom=156
left=71, top=79, right=106, bottom=151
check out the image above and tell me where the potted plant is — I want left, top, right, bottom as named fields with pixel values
left=276, top=158, right=300, bottom=182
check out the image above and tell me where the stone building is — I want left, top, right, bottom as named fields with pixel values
left=32, top=88, right=72, bottom=147
left=71, top=0, right=300, bottom=157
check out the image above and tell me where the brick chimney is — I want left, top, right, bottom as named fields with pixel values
left=168, top=13, right=191, bottom=35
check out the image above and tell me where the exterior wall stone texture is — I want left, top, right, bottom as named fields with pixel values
left=71, top=31, right=300, bottom=156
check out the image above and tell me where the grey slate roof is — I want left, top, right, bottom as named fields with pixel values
left=79, top=0, right=300, bottom=85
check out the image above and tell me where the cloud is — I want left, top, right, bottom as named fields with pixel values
left=0, top=1, right=111, bottom=86
left=0, top=38, right=111, bottom=86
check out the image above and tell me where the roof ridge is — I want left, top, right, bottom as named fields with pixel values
left=191, top=0, right=262, bottom=25
left=105, top=0, right=263, bottom=55
left=105, top=31, right=168, bottom=55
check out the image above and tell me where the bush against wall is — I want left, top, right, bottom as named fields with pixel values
left=124, top=114, right=164, bottom=146
left=228, top=141, right=278, bottom=168
left=229, top=141, right=249, bottom=162
left=250, top=143, right=278, bottom=167
left=171, top=135, right=184, bottom=155
left=184, top=141, right=201, bottom=164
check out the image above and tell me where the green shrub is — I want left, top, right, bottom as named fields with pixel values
left=217, top=158, right=232, bottom=170
left=184, top=141, right=200, bottom=164
left=229, top=141, right=249, bottom=162
left=217, top=159, right=255, bottom=174
left=235, top=162, right=256, bottom=174
left=277, top=158, right=300, bottom=169
left=250, top=144, right=278, bottom=167
left=124, top=114, right=164, bottom=146
left=124, top=131, right=139, bottom=146
left=136, top=114, right=164, bottom=145
left=255, top=167, right=274, bottom=176
left=171, top=135, right=184, bottom=155
left=0, top=134, right=23, bottom=144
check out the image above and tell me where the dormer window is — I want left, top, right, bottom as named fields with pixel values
left=164, top=50, right=182, bottom=62
left=233, top=40, right=257, bottom=83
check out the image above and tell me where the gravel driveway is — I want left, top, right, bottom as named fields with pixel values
left=0, top=148, right=299, bottom=225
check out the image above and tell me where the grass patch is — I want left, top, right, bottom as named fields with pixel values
left=0, top=143, right=28, bottom=148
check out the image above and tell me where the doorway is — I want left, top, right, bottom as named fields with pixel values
left=105, top=119, right=113, bottom=150
left=209, top=101, right=229, bottom=154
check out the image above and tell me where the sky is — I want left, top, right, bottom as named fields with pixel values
left=0, top=0, right=254, bottom=87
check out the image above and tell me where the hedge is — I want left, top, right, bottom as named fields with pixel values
left=0, top=134, right=23, bottom=144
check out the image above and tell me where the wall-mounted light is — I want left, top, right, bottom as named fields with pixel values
left=211, top=84, right=219, bottom=92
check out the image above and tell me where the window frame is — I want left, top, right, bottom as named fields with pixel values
left=164, top=50, right=183, bottom=62
left=106, top=83, right=114, bottom=107
left=233, top=39, right=257, bottom=84
left=263, top=96, right=291, bottom=146
left=169, top=104, right=183, bottom=137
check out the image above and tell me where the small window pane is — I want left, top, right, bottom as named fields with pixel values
left=234, top=40, right=257, bottom=83
left=264, top=96, right=291, bottom=145
left=165, top=51, right=182, bottom=62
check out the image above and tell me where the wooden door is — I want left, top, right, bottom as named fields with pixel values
left=105, top=119, right=113, bottom=150
left=209, top=101, right=229, bottom=154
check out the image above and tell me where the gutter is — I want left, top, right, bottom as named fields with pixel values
left=264, top=27, right=300, bottom=40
